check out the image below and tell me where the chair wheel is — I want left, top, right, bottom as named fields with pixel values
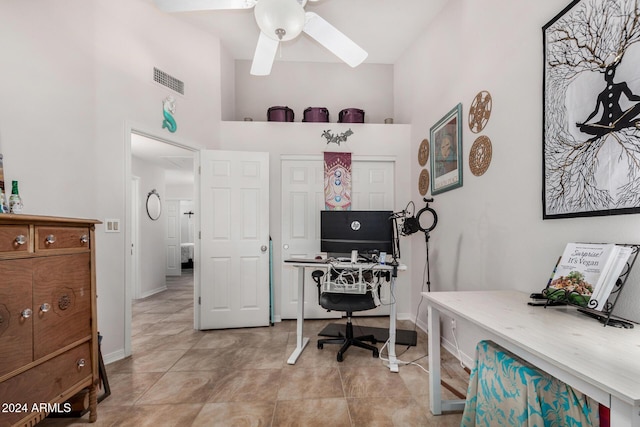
left=337, top=353, right=344, bottom=362
left=317, top=342, right=323, bottom=349
left=373, top=349, right=379, bottom=358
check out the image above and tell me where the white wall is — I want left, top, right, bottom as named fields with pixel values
left=233, top=61, right=394, bottom=124
left=395, top=0, right=640, bottom=361
left=218, top=121, right=414, bottom=319
left=166, top=183, right=194, bottom=200
left=1, top=0, right=225, bottom=360
left=132, top=157, right=167, bottom=298
left=220, top=46, right=236, bottom=122
left=0, top=1, right=96, bottom=217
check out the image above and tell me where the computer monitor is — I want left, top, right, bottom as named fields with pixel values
left=320, top=210, right=394, bottom=257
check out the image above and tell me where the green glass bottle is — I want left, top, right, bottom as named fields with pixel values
left=9, top=180, right=23, bottom=214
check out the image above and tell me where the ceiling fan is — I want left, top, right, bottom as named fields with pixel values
left=153, top=0, right=368, bottom=75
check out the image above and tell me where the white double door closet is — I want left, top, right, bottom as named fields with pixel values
left=280, top=155, right=396, bottom=319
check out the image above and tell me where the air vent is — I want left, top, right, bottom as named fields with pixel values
left=153, top=67, right=184, bottom=95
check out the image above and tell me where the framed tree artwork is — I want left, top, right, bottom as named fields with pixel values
left=430, top=103, right=463, bottom=195
left=543, top=0, right=640, bottom=219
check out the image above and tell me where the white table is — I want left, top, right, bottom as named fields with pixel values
left=424, top=290, right=640, bottom=426
left=286, top=260, right=406, bottom=372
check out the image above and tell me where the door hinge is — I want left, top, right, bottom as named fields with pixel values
left=198, top=296, right=201, bottom=305
left=198, top=166, right=201, bottom=175
left=199, top=231, right=201, bottom=239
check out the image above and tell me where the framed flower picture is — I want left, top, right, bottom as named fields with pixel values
left=430, top=103, right=463, bottom=195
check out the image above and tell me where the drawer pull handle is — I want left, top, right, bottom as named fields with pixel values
left=77, top=359, right=86, bottom=368
left=21, top=308, right=33, bottom=319
left=80, top=234, right=89, bottom=244
left=45, top=235, right=56, bottom=245
left=15, top=235, right=26, bottom=245
left=40, top=303, right=51, bottom=313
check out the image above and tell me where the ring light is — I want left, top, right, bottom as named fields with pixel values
left=415, top=204, right=437, bottom=233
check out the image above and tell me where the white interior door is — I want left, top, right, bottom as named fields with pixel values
left=166, top=200, right=181, bottom=276
left=281, top=158, right=340, bottom=320
left=199, top=150, right=270, bottom=329
left=280, top=156, right=395, bottom=319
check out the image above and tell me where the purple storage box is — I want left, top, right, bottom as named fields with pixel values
left=303, top=107, right=329, bottom=122
left=338, top=108, right=365, bottom=123
left=267, top=106, right=294, bottom=122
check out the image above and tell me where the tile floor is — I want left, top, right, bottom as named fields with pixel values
left=41, top=270, right=468, bottom=426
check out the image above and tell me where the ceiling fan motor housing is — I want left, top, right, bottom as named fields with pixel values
left=254, top=0, right=306, bottom=41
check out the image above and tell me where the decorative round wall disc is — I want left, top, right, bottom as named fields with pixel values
left=468, top=90, right=492, bottom=133
left=469, top=135, right=493, bottom=176
left=418, top=138, right=429, bottom=166
left=418, top=169, right=430, bottom=195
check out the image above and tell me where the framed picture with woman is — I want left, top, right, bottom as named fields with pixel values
left=430, top=103, right=463, bottom=195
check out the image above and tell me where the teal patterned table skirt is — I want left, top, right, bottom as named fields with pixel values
left=461, top=340, right=599, bottom=427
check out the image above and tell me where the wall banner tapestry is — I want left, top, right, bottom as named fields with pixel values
left=430, top=103, right=463, bottom=195
left=543, top=0, right=640, bottom=219
left=324, top=152, right=352, bottom=210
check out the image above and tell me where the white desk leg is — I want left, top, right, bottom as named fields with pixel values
left=287, top=266, right=309, bottom=364
left=387, top=276, right=399, bottom=373
left=611, top=395, right=640, bottom=427
left=428, top=304, right=466, bottom=414
left=428, top=304, right=442, bottom=414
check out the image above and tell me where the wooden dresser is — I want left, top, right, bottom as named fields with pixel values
left=0, top=214, right=100, bottom=426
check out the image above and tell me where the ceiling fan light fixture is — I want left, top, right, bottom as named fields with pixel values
left=254, top=0, right=305, bottom=41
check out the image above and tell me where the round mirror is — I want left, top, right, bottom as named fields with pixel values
left=146, top=189, right=162, bottom=221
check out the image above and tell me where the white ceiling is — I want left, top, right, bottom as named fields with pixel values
left=153, top=0, right=448, bottom=65
left=131, top=133, right=195, bottom=186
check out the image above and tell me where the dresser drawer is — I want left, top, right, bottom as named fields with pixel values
left=0, top=226, right=29, bottom=254
left=0, top=343, right=92, bottom=426
left=35, top=227, right=90, bottom=252
left=32, top=253, right=92, bottom=360
left=0, top=259, right=33, bottom=378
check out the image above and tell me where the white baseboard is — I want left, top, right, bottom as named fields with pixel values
left=103, top=348, right=126, bottom=365
left=396, top=312, right=413, bottom=321
left=138, top=286, right=167, bottom=300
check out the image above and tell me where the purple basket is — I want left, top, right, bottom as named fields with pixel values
left=267, top=106, right=294, bottom=122
left=303, top=107, right=329, bottom=122
left=338, top=108, right=365, bottom=123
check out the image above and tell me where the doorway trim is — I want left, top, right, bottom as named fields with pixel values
left=124, top=121, right=199, bottom=357
left=131, top=175, right=141, bottom=300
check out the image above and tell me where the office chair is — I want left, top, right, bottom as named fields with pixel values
left=311, top=270, right=379, bottom=362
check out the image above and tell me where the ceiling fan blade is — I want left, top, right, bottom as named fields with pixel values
left=153, top=0, right=256, bottom=12
left=302, top=12, right=368, bottom=67
left=250, top=32, right=280, bottom=76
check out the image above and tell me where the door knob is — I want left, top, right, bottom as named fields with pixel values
left=261, top=245, right=268, bottom=253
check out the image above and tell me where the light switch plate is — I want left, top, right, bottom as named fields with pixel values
left=105, top=218, right=121, bottom=233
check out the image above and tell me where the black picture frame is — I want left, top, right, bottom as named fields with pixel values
left=543, top=0, right=640, bottom=219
